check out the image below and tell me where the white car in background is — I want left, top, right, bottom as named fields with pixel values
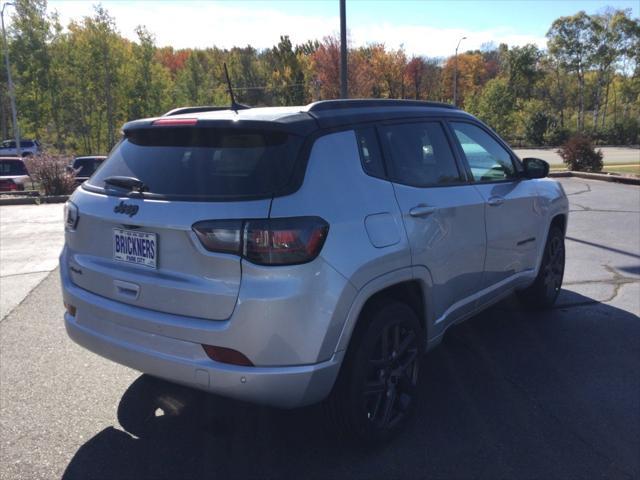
left=0, top=157, right=30, bottom=191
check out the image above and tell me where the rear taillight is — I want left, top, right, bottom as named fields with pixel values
left=0, top=179, right=17, bottom=191
left=192, top=216, right=329, bottom=266
left=64, top=201, right=79, bottom=230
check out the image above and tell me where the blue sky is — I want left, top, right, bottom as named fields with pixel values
left=47, top=0, right=639, bottom=57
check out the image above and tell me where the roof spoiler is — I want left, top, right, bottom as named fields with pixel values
left=162, top=106, right=234, bottom=117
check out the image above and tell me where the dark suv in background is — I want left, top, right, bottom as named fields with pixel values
left=67, top=156, right=106, bottom=185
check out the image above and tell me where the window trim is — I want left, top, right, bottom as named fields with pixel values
left=446, top=119, right=524, bottom=185
left=376, top=119, right=470, bottom=189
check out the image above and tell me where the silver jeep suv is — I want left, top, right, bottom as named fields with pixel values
left=60, top=100, right=568, bottom=441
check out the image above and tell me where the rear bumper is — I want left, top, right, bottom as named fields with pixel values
left=60, top=247, right=348, bottom=408
left=64, top=310, right=342, bottom=408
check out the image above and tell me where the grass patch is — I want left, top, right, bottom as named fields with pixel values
left=603, top=164, right=640, bottom=175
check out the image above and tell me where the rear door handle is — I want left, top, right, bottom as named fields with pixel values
left=487, top=196, right=504, bottom=207
left=409, top=205, right=438, bottom=217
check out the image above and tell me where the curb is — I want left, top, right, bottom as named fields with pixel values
left=0, top=195, right=69, bottom=206
left=550, top=171, right=640, bottom=185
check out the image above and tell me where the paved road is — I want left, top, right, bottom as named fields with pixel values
left=0, top=203, right=64, bottom=319
left=514, top=146, right=639, bottom=166
left=1, top=178, right=638, bottom=480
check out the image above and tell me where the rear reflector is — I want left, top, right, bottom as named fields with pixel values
left=64, top=302, right=77, bottom=316
left=202, top=345, right=253, bottom=366
left=192, top=216, right=329, bottom=266
left=152, top=118, right=198, bottom=127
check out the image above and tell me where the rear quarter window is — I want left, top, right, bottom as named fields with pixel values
left=354, top=127, right=386, bottom=178
left=88, top=127, right=303, bottom=200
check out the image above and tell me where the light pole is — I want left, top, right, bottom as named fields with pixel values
left=1, top=2, right=19, bottom=156
left=452, top=36, right=466, bottom=107
left=339, top=0, right=347, bottom=99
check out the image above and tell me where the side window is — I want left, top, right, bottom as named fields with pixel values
left=354, top=127, right=385, bottom=178
left=450, top=122, right=516, bottom=182
left=379, top=122, right=462, bottom=187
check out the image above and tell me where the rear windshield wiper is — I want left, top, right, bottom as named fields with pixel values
left=104, top=176, right=148, bottom=194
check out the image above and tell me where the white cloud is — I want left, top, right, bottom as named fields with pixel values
left=48, top=1, right=547, bottom=57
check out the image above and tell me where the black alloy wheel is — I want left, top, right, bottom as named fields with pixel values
left=327, top=301, right=423, bottom=444
left=518, top=225, right=565, bottom=309
left=363, top=320, right=420, bottom=429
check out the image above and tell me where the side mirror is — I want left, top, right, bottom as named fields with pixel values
left=522, top=157, right=549, bottom=179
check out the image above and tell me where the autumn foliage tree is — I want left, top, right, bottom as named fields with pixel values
left=1, top=0, right=638, bottom=153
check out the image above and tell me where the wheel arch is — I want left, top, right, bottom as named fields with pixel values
left=334, top=267, right=433, bottom=357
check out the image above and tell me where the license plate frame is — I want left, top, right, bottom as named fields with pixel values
left=113, top=228, right=158, bottom=269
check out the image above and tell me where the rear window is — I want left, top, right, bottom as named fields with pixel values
left=0, top=160, right=28, bottom=175
left=0, top=141, right=34, bottom=148
left=88, top=127, right=303, bottom=200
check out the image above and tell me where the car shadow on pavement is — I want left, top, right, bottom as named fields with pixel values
left=62, top=290, right=640, bottom=480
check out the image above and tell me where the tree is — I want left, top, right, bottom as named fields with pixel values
left=441, top=53, right=488, bottom=106
left=128, top=26, right=171, bottom=119
left=405, top=56, right=426, bottom=99
left=9, top=0, right=55, bottom=140
left=504, top=44, right=542, bottom=101
left=469, top=78, right=515, bottom=138
left=266, top=36, right=306, bottom=105
left=3, top=3, right=639, bottom=154
left=589, top=10, right=639, bottom=129
left=311, top=36, right=340, bottom=99
left=547, top=11, right=594, bottom=131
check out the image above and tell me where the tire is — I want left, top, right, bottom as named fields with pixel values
left=326, top=301, right=423, bottom=445
left=517, top=225, right=565, bottom=309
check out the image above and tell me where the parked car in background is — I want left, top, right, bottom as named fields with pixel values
left=67, top=156, right=106, bottom=184
left=61, top=99, right=568, bottom=443
left=0, top=139, right=41, bottom=157
left=0, top=157, right=30, bottom=191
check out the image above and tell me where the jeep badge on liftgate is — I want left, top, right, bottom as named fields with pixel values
left=113, top=201, right=139, bottom=217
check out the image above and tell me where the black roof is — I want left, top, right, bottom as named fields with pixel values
left=124, top=99, right=474, bottom=135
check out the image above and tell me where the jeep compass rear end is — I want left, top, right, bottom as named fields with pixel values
left=61, top=100, right=568, bottom=442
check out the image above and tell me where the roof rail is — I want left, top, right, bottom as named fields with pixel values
left=162, top=105, right=249, bottom=117
left=307, top=99, right=457, bottom=112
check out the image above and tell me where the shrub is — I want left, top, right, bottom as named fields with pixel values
left=557, top=135, right=603, bottom=172
left=24, top=154, right=76, bottom=196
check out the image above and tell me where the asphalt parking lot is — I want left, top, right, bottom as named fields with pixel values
left=1, top=177, right=639, bottom=480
